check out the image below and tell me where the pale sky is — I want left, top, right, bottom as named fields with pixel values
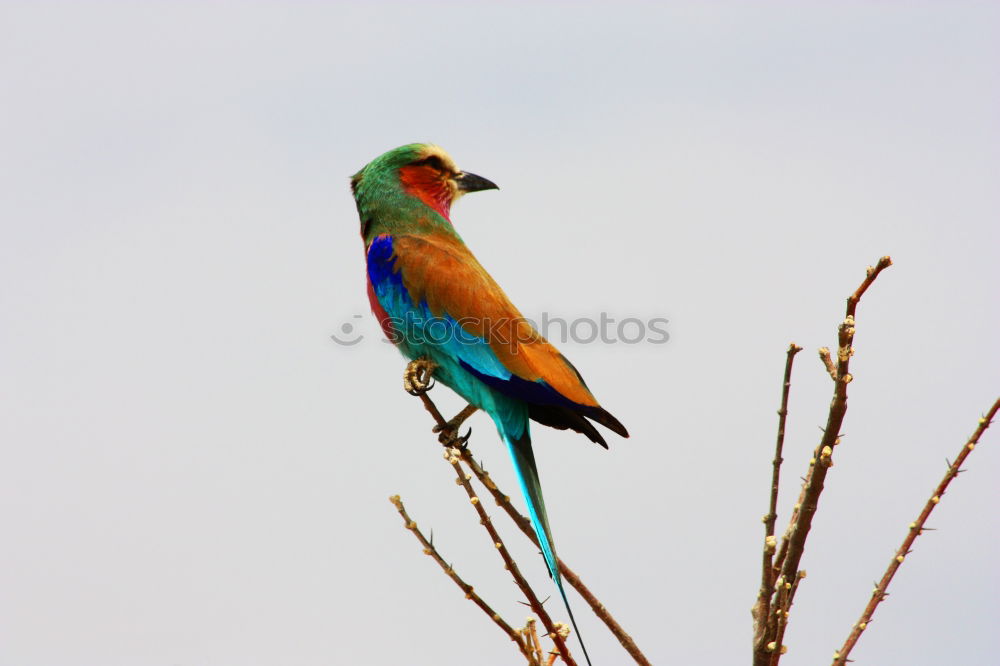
left=1, top=2, right=998, bottom=665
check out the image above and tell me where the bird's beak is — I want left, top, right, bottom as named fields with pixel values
left=454, top=171, right=499, bottom=193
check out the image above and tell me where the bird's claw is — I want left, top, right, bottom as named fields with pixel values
left=433, top=421, right=472, bottom=444
left=403, top=359, right=438, bottom=396
left=437, top=426, right=472, bottom=449
left=432, top=404, right=478, bottom=448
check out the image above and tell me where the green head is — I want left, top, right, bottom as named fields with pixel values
left=351, top=143, right=498, bottom=245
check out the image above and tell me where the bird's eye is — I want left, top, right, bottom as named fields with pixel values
left=413, top=155, right=447, bottom=172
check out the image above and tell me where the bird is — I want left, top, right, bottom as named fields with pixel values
left=352, top=144, right=628, bottom=664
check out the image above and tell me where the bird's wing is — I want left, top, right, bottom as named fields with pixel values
left=367, top=232, right=625, bottom=436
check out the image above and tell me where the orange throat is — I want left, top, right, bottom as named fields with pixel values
left=398, top=164, right=454, bottom=219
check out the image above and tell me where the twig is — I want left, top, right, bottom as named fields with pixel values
left=832, top=397, right=1000, bottom=665
left=414, top=390, right=449, bottom=430
left=410, top=383, right=650, bottom=664
left=757, top=256, right=892, bottom=663
left=818, top=347, right=837, bottom=381
left=778, top=256, right=891, bottom=580
left=417, top=382, right=650, bottom=666
left=458, top=449, right=652, bottom=666
left=768, top=343, right=804, bottom=538
left=771, top=472, right=809, bottom=577
left=753, top=343, right=803, bottom=655
left=524, top=617, right=545, bottom=666
left=768, top=576, right=790, bottom=663
left=767, top=570, right=805, bottom=666
left=442, top=445, right=578, bottom=666
left=388, top=494, right=535, bottom=664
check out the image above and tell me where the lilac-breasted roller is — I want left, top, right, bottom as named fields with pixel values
left=352, top=144, right=628, bottom=664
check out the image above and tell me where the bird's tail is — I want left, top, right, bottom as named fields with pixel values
left=501, top=424, right=593, bottom=666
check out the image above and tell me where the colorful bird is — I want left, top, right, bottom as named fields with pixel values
left=352, top=144, right=628, bottom=664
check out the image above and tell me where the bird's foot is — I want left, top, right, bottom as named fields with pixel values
left=436, top=426, right=472, bottom=449
left=403, top=358, right=438, bottom=396
left=432, top=404, right=478, bottom=448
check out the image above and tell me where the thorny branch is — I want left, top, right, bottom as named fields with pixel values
left=405, top=371, right=649, bottom=664
left=396, top=255, right=995, bottom=664
left=832, top=396, right=1000, bottom=665
left=524, top=617, right=546, bottom=666
left=754, top=256, right=893, bottom=665
left=459, top=449, right=652, bottom=666
left=752, top=343, right=803, bottom=654
left=818, top=347, right=838, bottom=381
left=441, top=444, right=578, bottom=666
left=388, top=494, right=537, bottom=664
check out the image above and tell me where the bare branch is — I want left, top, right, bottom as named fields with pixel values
left=756, top=256, right=892, bottom=664
left=832, top=396, right=1000, bottom=665
left=818, top=347, right=837, bottom=381
left=524, top=618, right=545, bottom=666
left=777, top=256, right=891, bottom=578
left=442, top=445, right=577, bottom=666
left=767, top=570, right=805, bottom=666
left=459, top=449, right=652, bottom=666
left=413, top=389, right=449, bottom=430
left=388, top=494, right=535, bottom=664
left=405, top=366, right=649, bottom=665
left=753, top=343, right=803, bottom=656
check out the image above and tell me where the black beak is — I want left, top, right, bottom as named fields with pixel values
left=454, top=171, right=499, bottom=193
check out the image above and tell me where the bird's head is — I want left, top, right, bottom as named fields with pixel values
left=351, top=144, right=498, bottom=227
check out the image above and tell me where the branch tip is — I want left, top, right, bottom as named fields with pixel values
left=757, top=256, right=894, bottom=666
left=833, top=396, right=1000, bottom=664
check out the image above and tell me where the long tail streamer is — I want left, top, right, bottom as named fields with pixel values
left=503, top=427, right=593, bottom=666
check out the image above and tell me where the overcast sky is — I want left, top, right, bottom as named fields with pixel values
left=2, top=2, right=998, bottom=665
